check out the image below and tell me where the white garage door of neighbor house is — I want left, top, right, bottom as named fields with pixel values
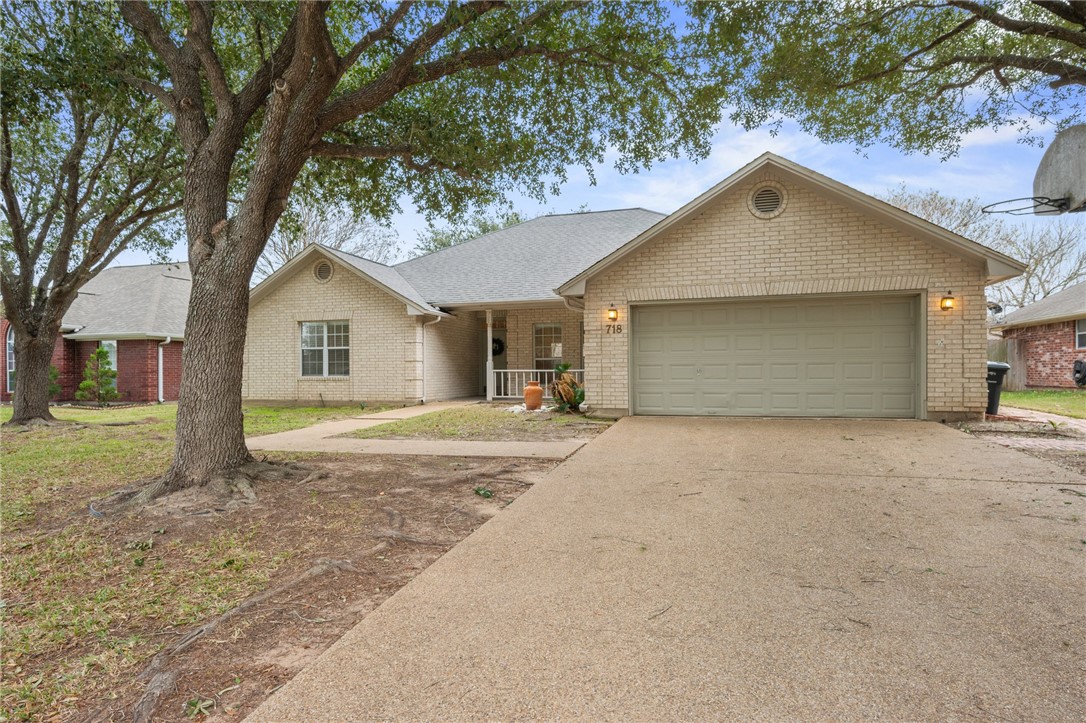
left=631, top=296, right=919, bottom=418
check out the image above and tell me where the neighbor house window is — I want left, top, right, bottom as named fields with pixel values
left=99, top=340, right=118, bottom=374
left=1077, top=319, right=1086, bottom=349
left=301, top=321, right=350, bottom=377
left=6, top=326, right=14, bottom=392
left=534, top=323, right=562, bottom=370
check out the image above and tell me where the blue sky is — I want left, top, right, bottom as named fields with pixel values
left=115, top=118, right=1056, bottom=267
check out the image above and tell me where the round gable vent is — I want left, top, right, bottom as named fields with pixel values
left=314, top=260, right=334, bottom=282
left=747, top=182, right=787, bottom=219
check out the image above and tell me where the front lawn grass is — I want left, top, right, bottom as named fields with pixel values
left=1001, top=390, right=1086, bottom=419
left=0, top=401, right=386, bottom=719
left=350, top=404, right=609, bottom=441
left=0, top=403, right=376, bottom=530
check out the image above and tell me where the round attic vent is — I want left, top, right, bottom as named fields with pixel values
left=314, top=260, right=334, bottom=282
left=747, top=182, right=787, bottom=219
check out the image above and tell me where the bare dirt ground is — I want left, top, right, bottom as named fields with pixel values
left=40, top=454, right=556, bottom=722
left=955, top=416, right=1086, bottom=476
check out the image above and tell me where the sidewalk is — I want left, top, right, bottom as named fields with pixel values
left=247, top=400, right=586, bottom=459
left=998, top=405, right=1086, bottom=435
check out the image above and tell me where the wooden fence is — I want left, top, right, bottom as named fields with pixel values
left=988, top=338, right=1026, bottom=391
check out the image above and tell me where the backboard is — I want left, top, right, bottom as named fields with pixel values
left=1033, top=123, right=1086, bottom=215
left=983, top=124, right=1086, bottom=215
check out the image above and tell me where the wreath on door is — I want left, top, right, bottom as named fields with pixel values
left=492, top=338, right=505, bottom=356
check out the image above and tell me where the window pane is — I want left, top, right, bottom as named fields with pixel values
left=301, top=323, right=325, bottom=349
left=1078, top=320, right=1086, bottom=349
left=327, top=348, right=350, bottom=376
left=100, top=340, right=118, bottom=389
left=301, top=348, right=324, bottom=376
left=6, top=328, right=14, bottom=392
left=327, top=322, right=349, bottom=348
left=534, top=323, right=562, bottom=369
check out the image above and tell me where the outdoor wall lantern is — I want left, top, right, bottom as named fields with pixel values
left=607, top=305, right=619, bottom=321
left=940, top=292, right=956, bottom=311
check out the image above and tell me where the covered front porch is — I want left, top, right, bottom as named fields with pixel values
left=477, top=306, right=584, bottom=401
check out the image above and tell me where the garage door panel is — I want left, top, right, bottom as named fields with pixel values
left=632, top=297, right=918, bottom=418
left=770, top=333, right=800, bottom=351
left=702, top=334, right=730, bottom=352
left=806, top=332, right=836, bottom=350
left=668, top=309, right=697, bottom=326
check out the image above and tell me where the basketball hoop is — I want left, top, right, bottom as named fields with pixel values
left=981, top=196, right=1072, bottom=216
left=999, top=123, right=1086, bottom=216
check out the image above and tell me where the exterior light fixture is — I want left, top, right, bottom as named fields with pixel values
left=940, top=292, right=955, bottom=311
left=607, top=305, right=619, bottom=321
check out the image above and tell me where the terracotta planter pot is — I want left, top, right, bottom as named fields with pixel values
left=523, top=380, right=543, bottom=410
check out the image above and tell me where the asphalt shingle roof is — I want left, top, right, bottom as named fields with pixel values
left=997, top=280, right=1086, bottom=328
left=64, top=262, right=191, bottom=339
left=321, top=246, right=443, bottom=315
left=393, top=209, right=665, bottom=305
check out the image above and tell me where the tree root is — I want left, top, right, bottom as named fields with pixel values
left=126, top=545, right=387, bottom=723
left=94, top=459, right=315, bottom=514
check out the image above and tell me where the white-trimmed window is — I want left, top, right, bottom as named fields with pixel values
left=6, top=326, right=14, bottom=392
left=1076, top=319, right=1086, bottom=349
left=99, top=340, right=118, bottom=384
left=533, top=323, right=563, bottom=370
left=301, top=321, right=350, bottom=377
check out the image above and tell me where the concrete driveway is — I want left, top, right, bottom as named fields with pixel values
left=249, top=418, right=1085, bottom=721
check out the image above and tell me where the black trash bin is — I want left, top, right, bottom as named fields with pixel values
left=986, top=361, right=1011, bottom=415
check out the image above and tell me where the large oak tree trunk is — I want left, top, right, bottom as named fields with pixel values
left=6, top=328, right=60, bottom=425
left=155, top=259, right=254, bottom=493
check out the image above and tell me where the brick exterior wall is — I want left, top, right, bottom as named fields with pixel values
left=1003, top=320, right=1085, bottom=388
left=244, top=256, right=422, bottom=404
left=504, top=305, right=584, bottom=370
left=160, top=341, right=183, bottom=401
left=423, top=311, right=481, bottom=400
left=582, top=170, right=990, bottom=419
left=0, top=318, right=182, bottom=403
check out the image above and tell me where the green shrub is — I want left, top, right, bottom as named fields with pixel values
left=74, top=348, right=119, bottom=406
left=48, top=365, right=61, bottom=398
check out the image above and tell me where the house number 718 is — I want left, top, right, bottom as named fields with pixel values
left=605, top=324, right=623, bottom=334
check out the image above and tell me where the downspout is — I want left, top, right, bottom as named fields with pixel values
left=157, top=336, right=171, bottom=403
left=421, top=316, right=442, bottom=404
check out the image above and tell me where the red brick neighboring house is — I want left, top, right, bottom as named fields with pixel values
left=991, top=280, right=1086, bottom=389
left=2, top=263, right=190, bottom=403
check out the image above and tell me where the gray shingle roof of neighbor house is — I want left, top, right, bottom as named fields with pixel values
left=392, top=208, right=666, bottom=306
left=991, top=280, right=1086, bottom=331
left=63, top=262, right=191, bottom=340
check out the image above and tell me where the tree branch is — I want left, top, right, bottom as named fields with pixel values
left=309, top=141, right=477, bottom=179
left=317, top=1, right=505, bottom=131
left=949, top=0, right=1086, bottom=50
left=183, top=0, right=236, bottom=116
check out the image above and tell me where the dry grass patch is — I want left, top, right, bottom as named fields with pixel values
left=1, top=403, right=544, bottom=721
left=349, top=404, right=612, bottom=442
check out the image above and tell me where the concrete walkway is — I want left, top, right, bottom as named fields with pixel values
left=1000, top=405, right=1086, bottom=435
left=247, top=400, right=586, bottom=459
left=248, top=418, right=1085, bottom=721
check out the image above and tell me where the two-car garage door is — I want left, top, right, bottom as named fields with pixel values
left=631, top=296, right=919, bottom=418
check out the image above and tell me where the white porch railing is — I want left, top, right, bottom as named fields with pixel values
left=491, top=369, right=584, bottom=400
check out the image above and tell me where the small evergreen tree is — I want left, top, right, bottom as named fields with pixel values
left=48, top=365, right=61, bottom=399
left=75, top=347, right=119, bottom=406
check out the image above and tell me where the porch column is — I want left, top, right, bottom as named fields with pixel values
left=485, top=309, right=494, bottom=401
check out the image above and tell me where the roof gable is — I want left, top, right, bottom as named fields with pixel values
left=557, top=153, right=1026, bottom=296
left=249, top=244, right=446, bottom=317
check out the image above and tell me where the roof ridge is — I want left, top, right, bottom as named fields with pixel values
left=394, top=207, right=665, bottom=269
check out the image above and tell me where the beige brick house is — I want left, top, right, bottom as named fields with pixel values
left=244, top=153, right=1024, bottom=420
